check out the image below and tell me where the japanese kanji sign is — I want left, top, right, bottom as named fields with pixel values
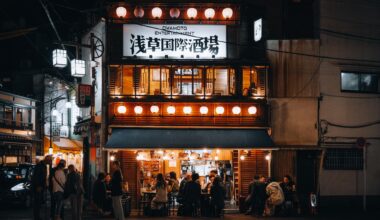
left=123, top=24, right=226, bottom=59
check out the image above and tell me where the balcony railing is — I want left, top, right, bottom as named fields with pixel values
left=0, top=118, right=33, bottom=131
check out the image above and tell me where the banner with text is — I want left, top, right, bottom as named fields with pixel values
left=123, top=24, right=226, bottom=59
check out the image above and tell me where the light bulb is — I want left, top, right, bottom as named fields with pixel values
left=200, top=106, right=209, bottom=115
left=183, top=106, right=192, bottom=114
left=134, top=106, right=143, bottom=114
left=167, top=106, right=176, bottom=114
left=248, top=106, right=257, bottom=115
left=215, top=106, right=225, bottom=115
left=150, top=105, right=159, bottom=113
left=232, top=106, right=241, bottom=115
left=117, top=105, right=127, bottom=114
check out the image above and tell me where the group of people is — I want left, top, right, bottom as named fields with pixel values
left=177, top=170, right=225, bottom=217
left=92, top=161, right=126, bottom=220
left=31, top=155, right=84, bottom=220
left=244, top=175, right=297, bottom=217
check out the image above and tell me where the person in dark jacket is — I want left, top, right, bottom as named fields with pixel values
left=111, top=161, right=124, bottom=220
left=66, top=165, right=84, bottom=220
left=245, top=175, right=259, bottom=214
left=93, top=173, right=106, bottom=211
left=31, top=155, right=52, bottom=220
left=183, top=173, right=201, bottom=216
left=210, top=176, right=225, bottom=217
left=252, top=176, right=268, bottom=217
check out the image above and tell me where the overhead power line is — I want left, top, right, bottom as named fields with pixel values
left=134, top=23, right=380, bottom=64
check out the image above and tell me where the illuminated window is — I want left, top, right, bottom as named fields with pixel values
left=242, top=67, right=258, bottom=96
left=341, top=72, right=379, bottom=93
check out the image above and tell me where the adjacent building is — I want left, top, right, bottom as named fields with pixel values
left=0, top=91, right=39, bottom=164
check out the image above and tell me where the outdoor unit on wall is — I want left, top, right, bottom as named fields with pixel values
left=70, top=59, right=86, bottom=77
left=52, top=49, right=67, bottom=68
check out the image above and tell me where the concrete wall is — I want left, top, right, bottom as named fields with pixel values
left=318, top=0, right=380, bottom=197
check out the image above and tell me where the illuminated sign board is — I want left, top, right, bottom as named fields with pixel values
left=76, top=84, right=92, bottom=107
left=254, top=18, right=262, bottom=42
left=123, top=24, right=226, bottom=59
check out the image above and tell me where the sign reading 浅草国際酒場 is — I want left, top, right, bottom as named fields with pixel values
left=123, top=24, right=226, bottom=59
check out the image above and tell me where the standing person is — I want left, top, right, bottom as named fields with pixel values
left=111, top=161, right=124, bottom=220
left=31, top=155, right=52, bottom=220
left=251, top=176, right=267, bottom=217
left=150, top=173, right=168, bottom=210
left=210, top=176, right=225, bottom=217
left=52, top=161, right=66, bottom=220
left=93, top=172, right=107, bottom=213
left=177, top=173, right=191, bottom=204
left=245, top=175, right=259, bottom=215
left=66, top=165, right=84, bottom=220
left=183, top=173, right=201, bottom=216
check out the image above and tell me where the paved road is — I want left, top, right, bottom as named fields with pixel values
left=1, top=204, right=380, bottom=220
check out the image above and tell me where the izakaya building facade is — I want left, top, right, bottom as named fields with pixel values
left=80, top=0, right=273, bottom=209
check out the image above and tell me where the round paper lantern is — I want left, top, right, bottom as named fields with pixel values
left=204, top=8, right=215, bottom=19
left=170, top=8, right=181, bottom=18
left=187, top=8, right=197, bottom=19
left=134, top=6, right=144, bottom=18
left=116, top=6, right=127, bottom=18
left=222, top=7, right=233, bottom=19
left=152, top=7, right=162, bottom=19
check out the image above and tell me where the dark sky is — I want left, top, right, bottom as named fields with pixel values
left=0, top=0, right=102, bottom=95
left=0, top=0, right=100, bottom=72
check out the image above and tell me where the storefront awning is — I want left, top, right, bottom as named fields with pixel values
left=44, top=136, right=82, bottom=152
left=105, top=128, right=274, bottom=149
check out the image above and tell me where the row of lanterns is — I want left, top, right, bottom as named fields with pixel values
left=115, top=6, right=234, bottom=20
left=117, top=105, right=257, bottom=115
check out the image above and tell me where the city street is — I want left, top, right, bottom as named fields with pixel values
left=1, top=204, right=380, bottom=220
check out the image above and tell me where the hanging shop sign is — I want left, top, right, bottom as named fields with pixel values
left=76, top=84, right=92, bottom=107
left=123, top=24, right=227, bottom=59
left=254, top=18, right=262, bottom=42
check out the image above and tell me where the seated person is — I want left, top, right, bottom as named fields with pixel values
left=151, top=173, right=168, bottom=210
left=168, top=171, right=179, bottom=195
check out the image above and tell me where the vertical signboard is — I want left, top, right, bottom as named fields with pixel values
left=76, top=84, right=92, bottom=107
left=254, top=18, right=262, bottom=42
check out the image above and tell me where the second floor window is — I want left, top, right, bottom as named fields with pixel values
left=341, top=72, right=379, bottom=93
left=111, top=65, right=237, bottom=97
left=110, top=65, right=266, bottom=98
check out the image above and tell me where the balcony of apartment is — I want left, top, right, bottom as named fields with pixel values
left=0, top=118, right=34, bottom=131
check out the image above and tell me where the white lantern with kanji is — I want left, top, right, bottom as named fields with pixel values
left=70, top=59, right=86, bottom=77
left=52, top=49, right=67, bottom=68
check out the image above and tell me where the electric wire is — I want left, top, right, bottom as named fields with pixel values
left=320, top=119, right=380, bottom=128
